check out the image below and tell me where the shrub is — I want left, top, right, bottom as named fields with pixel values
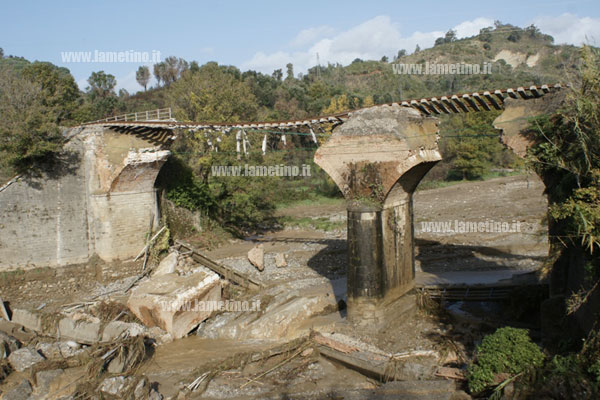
left=467, top=327, right=544, bottom=393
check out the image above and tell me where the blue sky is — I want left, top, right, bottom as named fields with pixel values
left=2, top=0, right=599, bottom=93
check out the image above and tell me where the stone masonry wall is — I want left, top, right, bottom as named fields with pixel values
left=0, top=126, right=170, bottom=270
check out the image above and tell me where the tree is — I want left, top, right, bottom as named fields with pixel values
left=380, top=55, right=389, bottom=63
left=396, top=49, right=406, bottom=60
left=479, top=27, right=493, bottom=43
left=507, top=31, right=521, bottom=42
left=85, top=71, right=118, bottom=120
left=285, top=63, right=294, bottom=81
left=0, top=48, right=3, bottom=58
left=135, top=65, right=150, bottom=91
left=163, top=56, right=188, bottom=84
left=272, top=68, right=282, bottom=81
left=445, top=29, right=457, bottom=42
left=525, top=24, right=541, bottom=38
left=414, top=44, right=421, bottom=53
left=22, top=61, right=81, bottom=123
left=166, top=62, right=257, bottom=122
left=153, top=62, right=166, bottom=87
left=0, top=68, right=63, bottom=173
left=87, top=71, right=116, bottom=99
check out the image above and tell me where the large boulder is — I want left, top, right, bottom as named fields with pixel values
left=128, top=267, right=221, bottom=339
left=200, top=277, right=342, bottom=340
left=248, top=244, right=265, bottom=271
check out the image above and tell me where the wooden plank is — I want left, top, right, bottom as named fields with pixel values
left=176, top=241, right=263, bottom=291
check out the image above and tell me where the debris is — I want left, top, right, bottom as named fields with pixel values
left=313, top=334, right=359, bottom=354
left=134, top=226, right=166, bottom=261
left=4, top=379, right=32, bottom=400
left=240, top=342, right=309, bottom=389
left=36, top=341, right=83, bottom=359
left=101, top=321, right=145, bottom=342
left=248, top=244, right=265, bottom=271
left=128, top=268, right=221, bottom=339
left=8, top=347, right=45, bottom=372
left=153, top=251, right=178, bottom=276
left=275, top=253, right=288, bottom=268
left=301, top=347, right=314, bottom=357
left=35, top=368, right=64, bottom=393
left=98, top=375, right=135, bottom=396
left=176, top=241, right=263, bottom=290
left=10, top=309, right=42, bottom=332
left=88, top=336, right=148, bottom=379
left=435, top=366, right=466, bottom=380
left=0, top=331, right=21, bottom=359
left=58, top=317, right=102, bottom=344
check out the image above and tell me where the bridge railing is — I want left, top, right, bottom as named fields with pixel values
left=87, top=108, right=173, bottom=124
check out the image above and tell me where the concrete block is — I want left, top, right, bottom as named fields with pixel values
left=11, top=309, right=42, bottom=332
left=58, top=318, right=101, bottom=344
left=101, top=321, right=145, bottom=342
left=128, top=268, right=221, bottom=339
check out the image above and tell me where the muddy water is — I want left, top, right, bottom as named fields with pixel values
left=142, top=336, right=280, bottom=398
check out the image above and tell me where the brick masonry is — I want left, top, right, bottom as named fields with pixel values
left=0, top=126, right=171, bottom=270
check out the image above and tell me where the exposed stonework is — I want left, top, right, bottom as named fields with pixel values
left=315, top=105, right=441, bottom=323
left=0, top=126, right=173, bottom=269
left=493, top=91, right=566, bottom=157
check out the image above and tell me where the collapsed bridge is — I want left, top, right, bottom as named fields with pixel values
left=0, top=84, right=564, bottom=322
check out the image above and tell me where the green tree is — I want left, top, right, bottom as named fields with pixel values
left=0, top=67, right=63, bottom=173
left=135, top=65, right=150, bottom=91
left=166, top=62, right=257, bottom=122
left=87, top=70, right=116, bottom=99
left=272, top=68, right=282, bottom=81
left=22, top=61, right=81, bottom=123
left=286, top=63, right=294, bottom=81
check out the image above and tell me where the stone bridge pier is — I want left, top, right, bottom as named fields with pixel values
left=315, top=105, right=441, bottom=324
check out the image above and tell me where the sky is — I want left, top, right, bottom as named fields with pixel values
left=1, top=0, right=599, bottom=93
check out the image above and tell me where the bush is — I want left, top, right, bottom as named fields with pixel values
left=467, top=327, right=544, bottom=394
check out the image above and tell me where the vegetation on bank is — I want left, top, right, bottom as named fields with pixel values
left=462, top=45, right=600, bottom=400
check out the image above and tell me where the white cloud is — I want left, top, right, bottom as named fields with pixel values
left=532, top=13, right=600, bottom=46
left=291, top=26, right=336, bottom=47
left=241, top=16, right=497, bottom=74
left=453, top=17, right=494, bottom=38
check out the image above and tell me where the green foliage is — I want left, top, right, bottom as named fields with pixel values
left=167, top=62, right=257, bottom=122
left=439, top=111, right=515, bottom=180
left=520, top=329, right=600, bottom=398
left=156, top=156, right=214, bottom=213
left=527, top=46, right=600, bottom=256
left=0, top=66, right=64, bottom=174
left=467, top=327, right=544, bottom=393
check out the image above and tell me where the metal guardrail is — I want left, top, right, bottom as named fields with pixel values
left=87, top=108, right=172, bottom=124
